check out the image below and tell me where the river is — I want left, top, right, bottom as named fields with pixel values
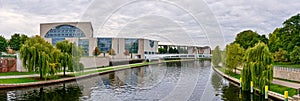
left=0, top=60, right=273, bottom=101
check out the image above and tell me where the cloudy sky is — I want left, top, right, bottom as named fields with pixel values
left=0, top=0, right=299, bottom=47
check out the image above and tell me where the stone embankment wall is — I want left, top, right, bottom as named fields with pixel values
left=274, top=66, right=300, bottom=82
left=80, top=57, right=110, bottom=68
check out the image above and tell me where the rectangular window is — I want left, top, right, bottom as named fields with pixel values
left=125, top=38, right=139, bottom=53
left=78, top=39, right=89, bottom=56
left=97, top=38, right=112, bottom=53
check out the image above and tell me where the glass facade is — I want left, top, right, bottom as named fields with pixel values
left=52, top=38, right=65, bottom=45
left=45, top=25, right=85, bottom=38
left=149, top=40, right=155, bottom=48
left=125, top=39, right=139, bottom=53
left=78, top=39, right=89, bottom=56
left=97, top=38, right=112, bottom=52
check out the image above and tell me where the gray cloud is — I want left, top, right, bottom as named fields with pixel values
left=0, top=0, right=299, bottom=47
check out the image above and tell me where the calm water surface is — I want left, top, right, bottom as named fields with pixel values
left=0, top=60, right=273, bottom=101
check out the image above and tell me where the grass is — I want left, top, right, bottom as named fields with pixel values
left=215, top=66, right=298, bottom=97
left=270, top=84, right=297, bottom=97
left=0, top=72, right=38, bottom=76
left=0, top=78, right=37, bottom=84
left=273, top=62, right=300, bottom=68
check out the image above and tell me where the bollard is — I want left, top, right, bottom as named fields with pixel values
left=240, top=78, right=242, bottom=88
left=265, top=86, right=268, bottom=99
left=250, top=81, right=253, bottom=93
left=284, top=91, right=288, bottom=101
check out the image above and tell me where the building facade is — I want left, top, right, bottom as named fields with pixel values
left=40, top=22, right=158, bottom=59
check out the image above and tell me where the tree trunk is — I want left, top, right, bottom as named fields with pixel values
left=64, top=66, right=66, bottom=76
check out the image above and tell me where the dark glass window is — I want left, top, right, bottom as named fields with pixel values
left=97, top=38, right=112, bottom=52
left=45, top=25, right=85, bottom=38
left=125, top=39, right=139, bottom=53
left=52, top=38, right=65, bottom=45
left=78, top=39, right=89, bottom=56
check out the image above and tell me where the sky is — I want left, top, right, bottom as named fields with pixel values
left=0, top=0, right=300, bottom=47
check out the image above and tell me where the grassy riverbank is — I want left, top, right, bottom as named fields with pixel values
left=0, top=59, right=190, bottom=84
left=216, top=67, right=298, bottom=97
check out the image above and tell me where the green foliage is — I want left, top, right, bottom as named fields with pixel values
left=268, top=14, right=300, bottom=62
left=8, top=33, right=28, bottom=51
left=93, top=47, right=101, bottom=56
left=158, top=47, right=167, bottom=54
left=20, top=36, right=58, bottom=79
left=274, top=48, right=288, bottom=62
left=234, top=30, right=267, bottom=49
left=241, top=42, right=273, bottom=94
left=0, top=35, right=8, bottom=52
left=225, top=43, right=244, bottom=74
left=212, top=46, right=221, bottom=66
left=168, top=47, right=179, bottom=54
left=290, top=46, right=300, bottom=64
left=56, top=40, right=83, bottom=73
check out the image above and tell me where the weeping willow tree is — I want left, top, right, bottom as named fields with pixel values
left=20, top=36, right=62, bottom=79
left=241, top=42, right=273, bottom=94
left=225, top=43, right=244, bottom=74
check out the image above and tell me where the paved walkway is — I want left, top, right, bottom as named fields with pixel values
left=232, top=69, right=300, bottom=89
left=0, top=63, right=140, bottom=79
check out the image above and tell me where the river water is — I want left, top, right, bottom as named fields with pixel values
left=0, top=60, right=272, bottom=101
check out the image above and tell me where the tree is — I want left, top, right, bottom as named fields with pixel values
left=93, top=47, right=101, bottom=56
left=274, top=48, right=288, bottom=62
left=8, top=34, right=28, bottom=51
left=158, top=47, right=167, bottom=54
left=290, top=46, right=300, bottom=64
left=0, top=36, right=7, bottom=52
left=241, top=42, right=273, bottom=94
left=123, top=50, right=130, bottom=58
left=20, top=35, right=59, bottom=79
left=212, top=46, right=221, bottom=66
left=56, top=40, right=83, bottom=74
left=225, top=43, right=244, bottom=74
left=108, top=49, right=116, bottom=58
left=268, top=28, right=283, bottom=53
left=234, top=30, right=267, bottom=49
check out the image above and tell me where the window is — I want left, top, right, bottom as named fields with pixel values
left=97, top=38, right=112, bottom=52
left=125, top=39, right=139, bottom=53
left=78, top=39, right=89, bottom=56
left=45, top=25, right=85, bottom=38
left=52, top=38, right=65, bottom=45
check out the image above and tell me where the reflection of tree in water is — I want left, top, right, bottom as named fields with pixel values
left=221, top=83, right=267, bottom=101
left=210, top=72, right=223, bottom=92
left=0, top=91, right=7, bottom=100
left=15, top=84, right=82, bottom=101
left=165, top=61, right=181, bottom=67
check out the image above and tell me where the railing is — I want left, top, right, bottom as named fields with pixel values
left=274, top=66, right=300, bottom=72
left=145, top=54, right=211, bottom=60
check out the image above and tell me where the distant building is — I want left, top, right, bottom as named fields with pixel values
left=40, top=22, right=158, bottom=59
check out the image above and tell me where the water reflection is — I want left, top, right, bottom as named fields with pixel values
left=0, top=60, right=275, bottom=101
left=0, top=83, right=82, bottom=101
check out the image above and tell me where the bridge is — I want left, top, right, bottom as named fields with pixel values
left=144, top=54, right=211, bottom=60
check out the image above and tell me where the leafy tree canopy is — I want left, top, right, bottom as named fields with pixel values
left=0, top=35, right=7, bottom=52
left=233, top=30, right=267, bottom=49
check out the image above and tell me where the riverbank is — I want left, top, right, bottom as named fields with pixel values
left=212, top=66, right=296, bottom=100
left=0, top=59, right=196, bottom=89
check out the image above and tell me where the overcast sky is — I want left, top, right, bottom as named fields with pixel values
left=0, top=0, right=299, bottom=46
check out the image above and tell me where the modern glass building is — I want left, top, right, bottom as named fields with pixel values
left=40, top=22, right=158, bottom=58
